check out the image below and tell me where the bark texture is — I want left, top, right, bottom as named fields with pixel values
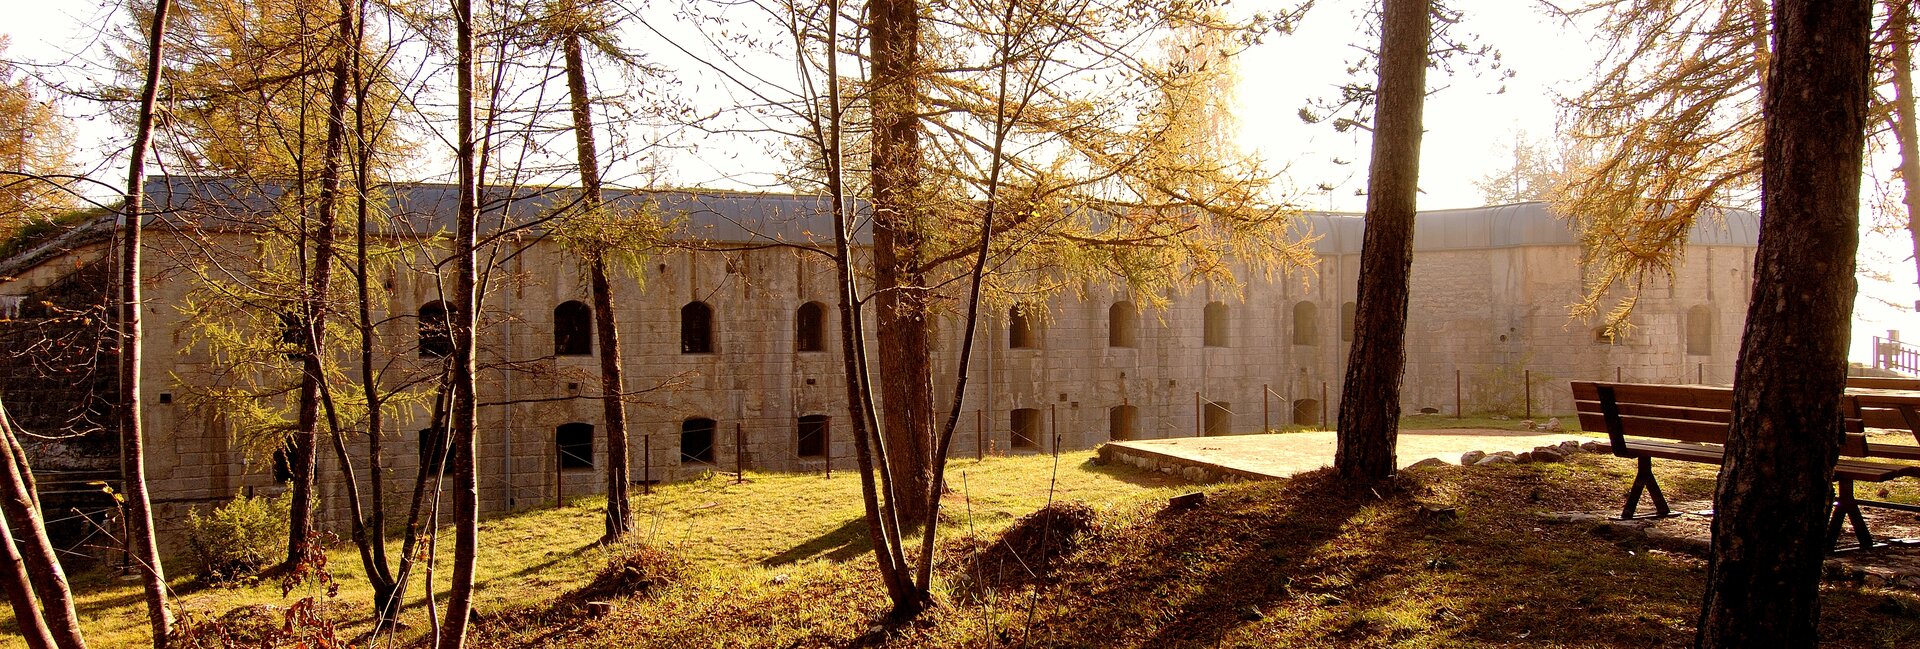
left=0, top=399, right=73, bottom=649
left=1694, top=1, right=1871, bottom=646
left=562, top=31, right=632, bottom=541
left=1334, top=0, right=1428, bottom=483
left=438, top=0, right=480, bottom=644
left=868, top=0, right=935, bottom=525
left=121, top=1, right=175, bottom=644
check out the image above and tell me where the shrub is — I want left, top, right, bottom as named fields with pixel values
left=184, top=491, right=290, bottom=585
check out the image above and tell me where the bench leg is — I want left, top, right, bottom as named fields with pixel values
left=1621, top=456, right=1672, bottom=520
left=1827, top=478, right=1875, bottom=552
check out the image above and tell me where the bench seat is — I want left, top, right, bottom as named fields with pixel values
left=1574, top=381, right=1920, bottom=551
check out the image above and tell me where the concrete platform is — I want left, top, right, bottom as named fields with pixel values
left=1100, top=428, right=1595, bottom=481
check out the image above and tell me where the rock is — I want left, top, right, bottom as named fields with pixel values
left=1167, top=491, right=1207, bottom=512
left=1543, top=417, right=1564, bottom=432
left=1239, top=605, right=1265, bottom=622
left=1475, top=455, right=1517, bottom=466
left=1460, top=450, right=1487, bottom=465
left=1419, top=407, right=1440, bottom=414
left=1531, top=448, right=1565, bottom=463
left=1581, top=441, right=1608, bottom=453
left=1491, top=414, right=1510, bottom=420
left=586, top=601, right=615, bottom=617
left=1415, top=506, right=1458, bottom=523
left=1491, top=450, right=1516, bottom=458
left=1515, top=452, right=1535, bottom=463
left=1181, top=466, right=1207, bottom=481
left=1425, top=556, right=1457, bottom=570
left=1558, top=440, right=1583, bottom=455
left=1521, top=419, right=1537, bottom=430
left=1408, top=458, right=1448, bottom=470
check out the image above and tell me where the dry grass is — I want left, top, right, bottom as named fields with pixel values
left=9, top=439, right=1920, bottom=648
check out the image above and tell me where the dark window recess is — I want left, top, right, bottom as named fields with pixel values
left=1686, top=305, right=1712, bottom=356
left=1009, top=305, right=1038, bottom=349
left=278, top=311, right=308, bottom=359
left=1292, top=399, right=1319, bottom=427
left=1011, top=408, right=1042, bottom=449
left=1109, top=302, right=1137, bottom=347
left=796, top=302, right=826, bottom=352
left=419, top=301, right=454, bottom=358
left=554, top=301, right=593, bottom=356
left=681, top=418, right=716, bottom=463
left=797, top=414, right=828, bottom=458
left=1109, top=405, right=1137, bottom=441
left=1293, top=302, right=1319, bottom=346
left=556, top=422, right=594, bottom=469
left=682, top=302, right=714, bottom=354
left=1340, top=302, right=1357, bottom=342
left=419, top=426, right=448, bottom=475
left=1203, top=302, right=1230, bottom=347
left=1204, top=401, right=1232, bottom=436
left=271, top=445, right=294, bottom=482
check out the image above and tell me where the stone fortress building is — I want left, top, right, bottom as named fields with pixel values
left=0, top=176, right=1759, bottom=542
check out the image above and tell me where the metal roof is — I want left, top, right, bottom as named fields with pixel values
left=1294, top=201, right=1760, bottom=255
left=144, top=177, right=1758, bottom=252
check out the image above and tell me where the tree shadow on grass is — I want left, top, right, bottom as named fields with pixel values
left=760, top=517, right=872, bottom=567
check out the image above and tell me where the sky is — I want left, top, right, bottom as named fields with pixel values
left=3, top=0, right=1917, bottom=366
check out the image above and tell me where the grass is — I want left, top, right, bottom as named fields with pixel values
left=1, top=451, right=1193, bottom=648
left=9, top=428, right=1920, bottom=648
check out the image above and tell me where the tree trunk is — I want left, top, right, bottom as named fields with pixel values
left=0, top=502, right=55, bottom=649
left=868, top=0, right=935, bottom=528
left=1694, top=1, right=1871, bottom=647
left=121, top=1, right=175, bottom=645
left=285, top=0, right=354, bottom=573
left=1334, top=0, right=1428, bottom=483
left=562, top=30, right=632, bottom=541
left=344, top=0, right=399, bottom=629
left=0, top=399, right=76, bottom=649
left=1887, top=0, right=1920, bottom=311
left=439, top=0, right=481, bottom=644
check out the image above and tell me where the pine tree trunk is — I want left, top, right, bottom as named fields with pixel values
left=121, top=1, right=174, bottom=644
left=1694, top=1, right=1870, bottom=646
left=0, top=503, right=55, bottom=649
left=868, top=0, right=935, bottom=528
left=439, top=0, right=481, bottom=643
left=1888, top=0, right=1920, bottom=311
left=562, top=31, right=632, bottom=541
left=0, top=399, right=74, bottom=649
left=1334, top=0, right=1428, bottom=483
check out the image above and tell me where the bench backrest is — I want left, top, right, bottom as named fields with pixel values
left=1846, top=376, right=1920, bottom=391
left=1571, top=381, right=1868, bottom=457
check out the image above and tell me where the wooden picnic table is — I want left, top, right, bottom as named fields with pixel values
left=1842, top=385, right=1920, bottom=460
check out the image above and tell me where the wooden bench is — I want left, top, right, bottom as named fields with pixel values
left=1571, top=381, right=1920, bottom=550
left=1844, top=377, right=1920, bottom=461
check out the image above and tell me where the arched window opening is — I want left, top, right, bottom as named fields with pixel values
left=1686, top=306, right=1713, bottom=356
left=418, top=426, right=447, bottom=475
left=1292, top=399, right=1319, bottom=427
left=1292, top=301, right=1319, bottom=346
left=1340, top=302, right=1357, bottom=342
left=554, top=301, right=593, bottom=356
left=271, top=444, right=294, bottom=482
left=1204, top=302, right=1230, bottom=347
left=418, top=301, right=454, bottom=358
left=1203, top=401, right=1232, bottom=436
left=1009, top=305, right=1039, bottom=349
left=1010, top=408, right=1042, bottom=449
left=278, top=311, right=308, bottom=359
left=556, top=423, right=594, bottom=469
left=1109, top=405, right=1138, bottom=441
left=1109, top=302, right=1138, bottom=347
left=681, top=301, right=714, bottom=354
left=796, top=302, right=826, bottom=352
left=681, top=418, right=716, bottom=463
left=797, top=414, right=829, bottom=458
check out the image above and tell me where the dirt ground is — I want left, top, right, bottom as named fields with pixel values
left=1105, top=428, right=1596, bottom=479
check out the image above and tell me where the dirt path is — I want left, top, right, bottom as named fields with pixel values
left=1105, top=428, right=1597, bottom=479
